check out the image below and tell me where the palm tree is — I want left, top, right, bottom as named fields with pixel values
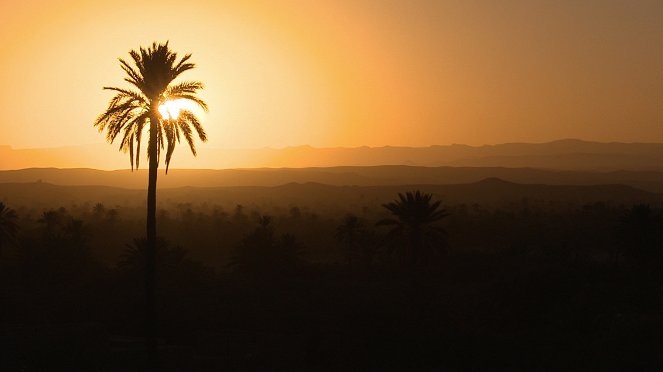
left=94, top=41, right=207, bottom=369
left=0, top=202, right=18, bottom=257
left=336, top=214, right=362, bottom=265
left=231, top=216, right=303, bottom=273
left=377, top=191, right=449, bottom=267
left=336, top=213, right=375, bottom=266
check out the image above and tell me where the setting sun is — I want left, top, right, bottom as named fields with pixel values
left=158, top=99, right=200, bottom=121
left=2, top=1, right=663, bottom=369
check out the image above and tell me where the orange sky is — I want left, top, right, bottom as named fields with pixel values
left=1, top=0, right=662, bottom=154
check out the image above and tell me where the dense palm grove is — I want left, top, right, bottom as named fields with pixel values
left=1, top=193, right=663, bottom=370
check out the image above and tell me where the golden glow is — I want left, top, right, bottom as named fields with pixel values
left=1, top=0, right=663, bottom=169
left=158, top=99, right=198, bottom=121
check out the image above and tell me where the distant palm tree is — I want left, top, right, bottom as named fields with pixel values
left=0, top=202, right=18, bottom=257
left=92, top=203, right=106, bottom=218
left=231, top=216, right=302, bottom=273
left=336, top=214, right=362, bottom=264
left=94, top=41, right=207, bottom=369
left=336, top=214, right=373, bottom=265
left=377, top=191, right=449, bottom=266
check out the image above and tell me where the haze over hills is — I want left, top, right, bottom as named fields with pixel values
left=3, top=166, right=663, bottom=193
left=1, top=179, right=660, bottom=211
left=2, top=139, right=663, bottom=171
left=4, top=139, right=663, bottom=200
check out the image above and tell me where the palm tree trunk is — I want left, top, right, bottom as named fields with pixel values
left=146, top=113, right=159, bottom=370
left=409, top=230, right=422, bottom=268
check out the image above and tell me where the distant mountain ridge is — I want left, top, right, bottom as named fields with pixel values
left=0, top=179, right=659, bottom=211
left=2, top=139, right=663, bottom=171
left=3, top=165, right=663, bottom=193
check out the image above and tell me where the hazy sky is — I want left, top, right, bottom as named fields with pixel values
left=1, top=0, right=662, bottom=150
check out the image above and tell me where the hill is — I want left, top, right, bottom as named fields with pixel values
left=3, top=166, right=663, bottom=192
left=1, top=178, right=660, bottom=211
left=3, top=139, right=663, bottom=171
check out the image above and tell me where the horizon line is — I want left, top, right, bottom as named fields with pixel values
left=4, top=137, right=663, bottom=151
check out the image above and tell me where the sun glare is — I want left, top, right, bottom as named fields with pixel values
left=158, top=99, right=198, bottom=120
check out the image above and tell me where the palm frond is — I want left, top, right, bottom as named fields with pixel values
left=134, top=118, right=146, bottom=169
left=166, top=81, right=204, bottom=94
left=103, top=86, right=147, bottom=104
left=163, top=119, right=178, bottom=173
left=96, top=41, right=207, bottom=172
left=179, top=110, right=208, bottom=142
left=177, top=116, right=197, bottom=156
left=377, top=190, right=450, bottom=265
left=376, top=217, right=398, bottom=226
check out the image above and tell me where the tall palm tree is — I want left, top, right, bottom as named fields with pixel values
left=377, top=191, right=449, bottom=267
left=94, top=41, right=207, bottom=369
left=0, top=202, right=18, bottom=257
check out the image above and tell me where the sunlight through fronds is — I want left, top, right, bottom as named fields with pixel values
left=94, top=41, right=207, bottom=172
left=158, top=99, right=201, bottom=120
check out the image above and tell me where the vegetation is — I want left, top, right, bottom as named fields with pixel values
left=94, top=41, right=208, bottom=369
left=377, top=191, right=449, bottom=266
left=336, top=214, right=374, bottom=266
left=0, top=202, right=18, bottom=257
left=2, top=190, right=663, bottom=369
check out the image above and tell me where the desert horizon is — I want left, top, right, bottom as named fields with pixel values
left=2, top=0, right=663, bottom=370
left=4, top=137, right=663, bottom=171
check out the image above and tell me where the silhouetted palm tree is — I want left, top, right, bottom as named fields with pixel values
left=94, top=41, right=207, bottom=369
left=377, top=191, right=449, bottom=267
left=336, top=214, right=375, bottom=266
left=38, top=207, right=69, bottom=238
left=92, top=203, right=106, bottom=218
left=119, top=238, right=205, bottom=279
left=0, top=202, right=18, bottom=257
left=336, top=214, right=363, bottom=265
left=34, top=208, right=89, bottom=263
left=231, top=216, right=302, bottom=273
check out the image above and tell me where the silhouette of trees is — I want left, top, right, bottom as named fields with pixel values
left=92, top=202, right=106, bottom=218
left=4, top=195, right=663, bottom=369
left=34, top=208, right=89, bottom=259
left=0, top=202, right=18, bottom=257
left=336, top=214, right=375, bottom=266
left=94, top=41, right=208, bottom=369
left=231, top=215, right=303, bottom=274
left=119, top=238, right=209, bottom=289
left=16, top=208, right=98, bottom=296
left=232, top=204, right=249, bottom=225
left=616, top=204, right=663, bottom=267
left=37, top=208, right=85, bottom=243
left=377, top=191, right=449, bottom=267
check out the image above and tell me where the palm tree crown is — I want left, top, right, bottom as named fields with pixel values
left=377, top=191, right=449, bottom=266
left=380, top=191, right=448, bottom=228
left=94, top=41, right=208, bottom=172
left=336, top=214, right=369, bottom=265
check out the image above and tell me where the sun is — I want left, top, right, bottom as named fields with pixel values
left=158, top=99, right=198, bottom=120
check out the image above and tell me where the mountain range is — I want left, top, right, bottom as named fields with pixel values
left=3, top=139, right=663, bottom=171
left=2, top=166, right=663, bottom=193
left=1, top=178, right=659, bottom=211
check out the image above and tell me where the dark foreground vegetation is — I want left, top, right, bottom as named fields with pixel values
left=1, top=188, right=663, bottom=370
